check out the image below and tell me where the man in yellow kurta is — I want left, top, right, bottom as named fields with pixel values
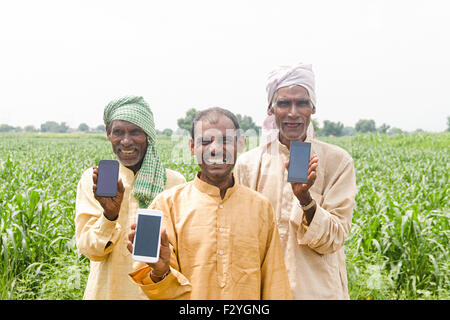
left=234, top=63, right=357, bottom=299
left=127, top=107, right=292, bottom=300
left=75, top=96, right=186, bottom=299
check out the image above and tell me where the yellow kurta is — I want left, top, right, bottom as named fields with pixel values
left=129, top=174, right=292, bottom=300
left=234, top=137, right=356, bottom=299
left=75, top=164, right=186, bottom=299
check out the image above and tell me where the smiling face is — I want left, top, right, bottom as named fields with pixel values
left=190, top=114, right=239, bottom=185
left=106, top=120, right=148, bottom=172
left=268, top=85, right=316, bottom=147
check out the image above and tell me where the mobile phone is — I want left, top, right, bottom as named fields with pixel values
left=287, top=141, right=311, bottom=184
left=95, top=160, right=119, bottom=197
left=132, top=209, right=163, bottom=263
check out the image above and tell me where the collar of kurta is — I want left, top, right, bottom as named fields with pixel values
left=119, top=162, right=137, bottom=181
left=193, top=172, right=238, bottom=200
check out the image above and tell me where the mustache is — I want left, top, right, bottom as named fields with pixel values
left=282, top=121, right=305, bottom=124
left=201, top=152, right=236, bottom=165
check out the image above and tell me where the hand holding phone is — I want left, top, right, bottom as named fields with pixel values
left=285, top=143, right=319, bottom=201
left=95, top=160, right=120, bottom=197
left=132, top=209, right=164, bottom=262
left=287, top=141, right=311, bottom=184
left=92, top=160, right=125, bottom=221
left=128, top=209, right=171, bottom=282
left=286, top=149, right=319, bottom=226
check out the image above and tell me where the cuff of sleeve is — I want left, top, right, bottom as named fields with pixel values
left=96, top=213, right=119, bottom=236
left=129, top=264, right=191, bottom=300
left=129, top=264, right=153, bottom=285
left=297, top=205, right=328, bottom=246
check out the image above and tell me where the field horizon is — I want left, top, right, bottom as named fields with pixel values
left=0, top=132, right=448, bottom=299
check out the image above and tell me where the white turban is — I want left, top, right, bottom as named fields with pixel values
left=262, top=62, right=316, bottom=145
left=266, top=62, right=317, bottom=108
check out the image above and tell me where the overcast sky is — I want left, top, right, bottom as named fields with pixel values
left=1, top=0, right=449, bottom=132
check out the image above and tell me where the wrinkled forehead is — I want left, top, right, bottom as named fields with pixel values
left=276, top=85, right=310, bottom=100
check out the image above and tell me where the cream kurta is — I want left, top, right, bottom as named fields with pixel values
left=75, top=164, right=186, bottom=299
left=129, top=175, right=292, bottom=300
left=234, top=137, right=356, bottom=299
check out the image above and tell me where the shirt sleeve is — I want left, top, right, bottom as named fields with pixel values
left=128, top=263, right=191, bottom=300
left=75, top=168, right=122, bottom=261
left=260, top=202, right=293, bottom=300
left=296, top=158, right=356, bottom=255
left=128, top=194, right=192, bottom=300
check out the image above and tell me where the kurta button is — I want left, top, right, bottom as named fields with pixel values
left=219, top=228, right=224, bottom=232
left=219, top=204, right=224, bottom=209
left=218, top=249, right=224, bottom=255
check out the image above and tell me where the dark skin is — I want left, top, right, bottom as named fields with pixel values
left=127, top=114, right=244, bottom=282
left=92, top=167, right=125, bottom=221
left=269, top=86, right=315, bottom=147
left=106, top=120, right=148, bottom=174
left=92, top=120, right=148, bottom=221
left=284, top=156, right=318, bottom=225
left=269, top=85, right=319, bottom=225
left=189, top=116, right=242, bottom=199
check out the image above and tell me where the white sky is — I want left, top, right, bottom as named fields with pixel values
left=1, top=0, right=449, bottom=132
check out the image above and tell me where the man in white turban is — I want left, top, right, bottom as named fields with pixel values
left=234, top=63, right=357, bottom=299
left=261, top=63, right=316, bottom=144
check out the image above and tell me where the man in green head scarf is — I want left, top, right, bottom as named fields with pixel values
left=103, top=95, right=167, bottom=208
left=75, top=95, right=186, bottom=299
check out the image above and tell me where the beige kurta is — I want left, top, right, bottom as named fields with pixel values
left=129, top=174, right=292, bottom=300
left=75, top=164, right=186, bottom=299
left=234, top=137, right=356, bottom=299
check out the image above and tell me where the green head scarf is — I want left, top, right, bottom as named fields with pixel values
left=103, top=96, right=166, bottom=208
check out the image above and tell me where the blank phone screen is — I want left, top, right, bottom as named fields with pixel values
left=134, top=215, right=162, bottom=258
left=287, top=141, right=311, bottom=184
left=96, top=160, right=119, bottom=197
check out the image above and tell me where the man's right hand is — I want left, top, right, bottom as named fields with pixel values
left=92, top=166, right=125, bottom=221
left=127, top=223, right=171, bottom=283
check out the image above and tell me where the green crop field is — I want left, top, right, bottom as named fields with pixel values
left=0, top=132, right=448, bottom=299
